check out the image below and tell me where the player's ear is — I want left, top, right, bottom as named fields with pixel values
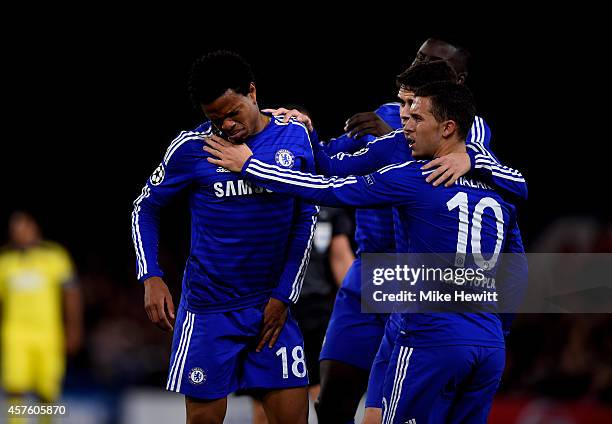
left=456, top=72, right=468, bottom=85
left=442, top=120, right=457, bottom=138
left=249, top=82, right=257, bottom=104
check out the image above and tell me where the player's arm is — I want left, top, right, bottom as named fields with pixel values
left=269, top=109, right=475, bottom=187
left=329, top=210, right=355, bottom=286
left=496, top=212, right=528, bottom=336
left=320, top=132, right=374, bottom=156
left=313, top=130, right=406, bottom=177
left=343, top=111, right=394, bottom=139
left=245, top=158, right=414, bottom=207
left=257, top=135, right=320, bottom=351
left=263, top=107, right=378, bottom=155
left=466, top=117, right=527, bottom=199
left=132, top=132, right=199, bottom=331
left=205, top=134, right=415, bottom=208
left=50, top=247, right=83, bottom=355
left=466, top=144, right=528, bottom=200
left=257, top=203, right=319, bottom=352
left=63, top=284, right=83, bottom=355
left=423, top=118, right=527, bottom=199
left=325, top=102, right=402, bottom=154
left=343, top=103, right=401, bottom=140
left=0, top=258, right=5, bottom=323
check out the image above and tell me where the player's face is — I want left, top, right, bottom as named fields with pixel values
left=398, top=87, right=415, bottom=136
left=412, top=39, right=457, bottom=66
left=412, top=39, right=464, bottom=83
left=9, top=214, right=40, bottom=247
left=403, top=96, right=443, bottom=159
left=202, top=84, right=260, bottom=144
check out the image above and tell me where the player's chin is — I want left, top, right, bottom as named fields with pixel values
left=229, top=129, right=248, bottom=144
left=411, top=148, right=426, bottom=159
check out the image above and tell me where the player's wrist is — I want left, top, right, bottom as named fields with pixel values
left=240, top=155, right=254, bottom=176
left=143, top=275, right=164, bottom=286
left=270, top=294, right=291, bottom=307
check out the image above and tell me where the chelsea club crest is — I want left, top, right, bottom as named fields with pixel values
left=275, top=149, right=295, bottom=168
left=189, top=367, right=206, bottom=385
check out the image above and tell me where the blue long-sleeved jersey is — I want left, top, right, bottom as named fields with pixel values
left=240, top=157, right=527, bottom=347
left=131, top=116, right=319, bottom=313
left=310, top=103, right=406, bottom=256
left=313, top=116, right=526, bottom=200
left=310, top=112, right=526, bottom=258
left=320, top=102, right=403, bottom=156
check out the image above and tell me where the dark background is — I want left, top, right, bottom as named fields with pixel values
left=3, top=16, right=603, bottom=269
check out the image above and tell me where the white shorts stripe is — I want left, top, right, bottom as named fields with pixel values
left=389, top=347, right=413, bottom=424
left=168, top=312, right=194, bottom=391
left=385, top=346, right=409, bottom=424
left=166, top=311, right=191, bottom=389
left=176, top=312, right=196, bottom=392
left=167, top=312, right=193, bottom=390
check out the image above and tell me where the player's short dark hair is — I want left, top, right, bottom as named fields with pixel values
left=414, top=81, right=476, bottom=140
left=188, top=50, right=255, bottom=106
left=396, top=61, right=458, bottom=90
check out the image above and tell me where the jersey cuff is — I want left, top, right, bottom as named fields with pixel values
left=138, top=272, right=164, bottom=284
left=270, top=292, right=293, bottom=306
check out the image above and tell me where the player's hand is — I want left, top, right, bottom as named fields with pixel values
left=262, top=108, right=314, bottom=132
left=144, top=276, right=175, bottom=331
left=421, top=152, right=471, bottom=187
left=344, top=112, right=393, bottom=139
left=204, top=134, right=253, bottom=172
left=257, top=297, right=288, bottom=352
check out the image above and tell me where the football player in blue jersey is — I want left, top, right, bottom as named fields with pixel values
left=132, top=51, right=318, bottom=424
left=342, top=37, right=472, bottom=141
left=263, top=59, right=525, bottom=423
left=204, top=81, right=528, bottom=424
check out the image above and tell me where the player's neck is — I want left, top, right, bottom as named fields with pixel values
left=253, top=112, right=271, bottom=135
left=12, top=237, right=41, bottom=250
left=434, top=137, right=466, bottom=158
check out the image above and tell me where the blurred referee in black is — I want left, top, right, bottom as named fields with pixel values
left=294, top=206, right=355, bottom=403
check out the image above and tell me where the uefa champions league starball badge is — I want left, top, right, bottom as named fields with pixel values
left=150, top=163, right=165, bottom=186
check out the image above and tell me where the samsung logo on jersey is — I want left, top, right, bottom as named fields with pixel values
left=213, top=180, right=272, bottom=198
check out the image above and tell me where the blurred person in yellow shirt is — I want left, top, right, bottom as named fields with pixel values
left=0, top=211, right=83, bottom=415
